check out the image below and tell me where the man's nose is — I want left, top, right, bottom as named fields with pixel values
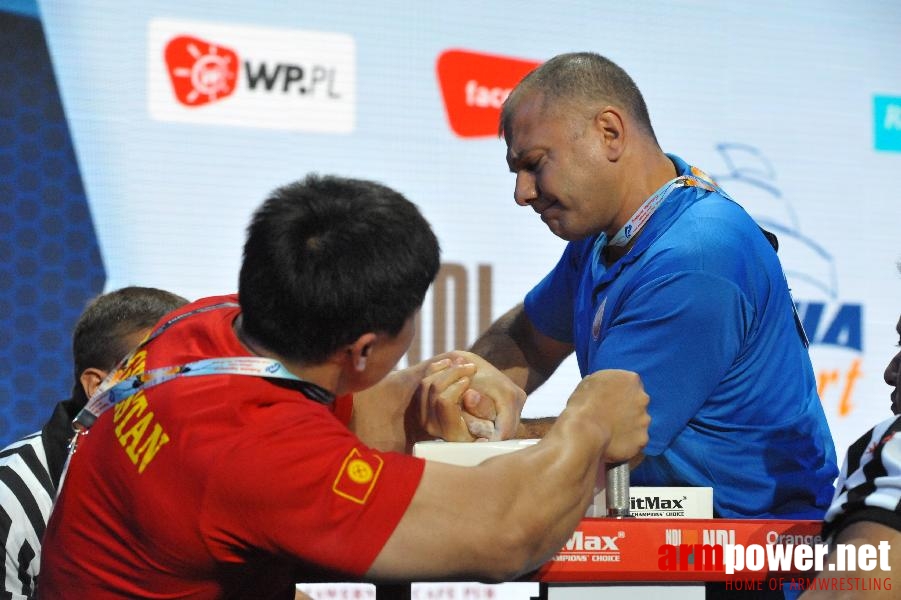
left=513, top=171, right=537, bottom=207
left=885, top=352, right=900, bottom=386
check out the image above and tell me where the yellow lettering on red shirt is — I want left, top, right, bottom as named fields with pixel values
left=135, top=425, right=170, bottom=473
left=120, top=412, right=153, bottom=457
left=114, top=392, right=148, bottom=436
left=109, top=389, right=171, bottom=474
left=113, top=392, right=137, bottom=423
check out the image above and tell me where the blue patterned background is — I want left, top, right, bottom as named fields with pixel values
left=0, top=4, right=105, bottom=442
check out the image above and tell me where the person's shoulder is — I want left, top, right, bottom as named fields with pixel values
left=838, top=415, right=901, bottom=485
left=660, top=193, right=774, bottom=264
left=0, top=431, right=51, bottom=502
left=848, top=415, right=901, bottom=443
left=647, top=199, right=751, bottom=261
left=179, top=294, right=239, bottom=313
left=823, top=415, right=901, bottom=539
left=878, top=413, right=901, bottom=431
left=680, top=191, right=757, bottom=230
left=0, top=430, right=42, bottom=459
left=149, top=294, right=242, bottom=342
left=858, top=415, right=901, bottom=453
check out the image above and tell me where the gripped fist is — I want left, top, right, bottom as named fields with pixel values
left=416, top=359, right=484, bottom=442
left=437, top=350, right=526, bottom=440
left=570, top=369, right=650, bottom=463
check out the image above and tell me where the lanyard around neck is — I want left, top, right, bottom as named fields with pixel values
left=607, top=167, right=722, bottom=248
left=73, top=302, right=332, bottom=431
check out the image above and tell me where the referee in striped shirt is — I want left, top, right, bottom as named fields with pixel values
left=802, top=296, right=901, bottom=597
left=0, top=287, right=187, bottom=599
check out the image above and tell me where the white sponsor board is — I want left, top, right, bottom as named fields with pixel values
left=148, top=18, right=355, bottom=132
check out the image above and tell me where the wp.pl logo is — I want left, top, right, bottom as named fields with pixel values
left=148, top=19, right=356, bottom=132
left=164, top=36, right=239, bottom=107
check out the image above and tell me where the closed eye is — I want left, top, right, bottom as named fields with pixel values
left=523, top=158, right=542, bottom=173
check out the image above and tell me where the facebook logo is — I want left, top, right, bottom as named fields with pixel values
left=874, top=95, right=901, bottom=152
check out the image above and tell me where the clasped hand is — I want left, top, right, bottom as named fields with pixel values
left=416, top=351, right=526, bottom=442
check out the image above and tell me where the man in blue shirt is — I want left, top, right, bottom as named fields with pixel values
left=471, top=51, right=837, bottom=519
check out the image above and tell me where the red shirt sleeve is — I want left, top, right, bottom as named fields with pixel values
left=200, top=398, right=425, bottom=577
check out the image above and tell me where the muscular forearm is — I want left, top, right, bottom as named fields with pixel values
left=486, top=403, right=611, bottom=572
left=470, top=304, right=571, bottom=395
left=515, top=417, right=555, bottom=438
left=470, top=330, right=534, bottom=393
left=350, top=360, right=433, bottom=452
left=369, top=400, right=610, bottom=581
left=370, top=370, right=649, bottom=582
left=484, top=370, right=648, bottom=577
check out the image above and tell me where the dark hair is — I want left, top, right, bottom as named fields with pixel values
left=238, top=174, right=441, bottom=364
left=501, top=52, right=657, bottom=143
left=72, top=286, right=189, bottom=382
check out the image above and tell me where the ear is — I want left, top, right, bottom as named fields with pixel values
left=79, top=367, right=109, bottom=399
left=593, top=107, right=626, bottom=161
left=347, top=332, right=378, bottom=372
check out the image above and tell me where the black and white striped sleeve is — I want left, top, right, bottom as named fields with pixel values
left=0, top=432, right=54, bottom=600
left=822, top=415, right=901, bottom=542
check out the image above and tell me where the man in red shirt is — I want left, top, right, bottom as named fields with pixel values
left=39, top=174, right=650, bottom=599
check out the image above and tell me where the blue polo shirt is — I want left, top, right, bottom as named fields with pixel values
left=524, top=154, right=838, bottom=518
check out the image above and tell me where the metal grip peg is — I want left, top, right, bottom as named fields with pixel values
left=605, top=462, right=631, bottom=518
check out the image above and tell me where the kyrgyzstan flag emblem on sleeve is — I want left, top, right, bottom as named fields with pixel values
left=332, top=447, right=384, bottom=504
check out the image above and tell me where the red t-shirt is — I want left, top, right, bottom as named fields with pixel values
left=39, top=295, right=425, bottom=599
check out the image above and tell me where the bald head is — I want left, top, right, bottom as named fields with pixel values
left=500, top=52, right=658, bottom=145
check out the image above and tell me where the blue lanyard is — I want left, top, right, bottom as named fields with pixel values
left=73, top=302, right=329, bottom=431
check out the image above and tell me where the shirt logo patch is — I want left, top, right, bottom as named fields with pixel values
left=592, top=297, right=607, bottom=340
left=332, top=447, right=383, bottom=504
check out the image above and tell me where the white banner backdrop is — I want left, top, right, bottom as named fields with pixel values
left=36, top=0, right=901, bottom=477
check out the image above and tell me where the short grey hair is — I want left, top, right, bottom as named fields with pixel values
left=500, top=52, right=657, bottom=144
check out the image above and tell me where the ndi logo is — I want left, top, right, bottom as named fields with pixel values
left=874, top=95, right=901, bottom=152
